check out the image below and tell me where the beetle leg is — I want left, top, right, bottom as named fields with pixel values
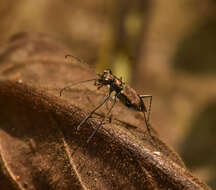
left=139, top=95, right=153, bottom=139
left=87, top=93, right=118, bottom=143
left=139, top=95, right=152, bottom=122
left=77, top=92, right=111, bottom=131
left=142, top=111, right=152, bottom=138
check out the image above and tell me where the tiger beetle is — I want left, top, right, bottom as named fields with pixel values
left=60, top=55, right=153, bottom=143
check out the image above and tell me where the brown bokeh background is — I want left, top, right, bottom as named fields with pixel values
left=0, top=0, right=216, bottom=188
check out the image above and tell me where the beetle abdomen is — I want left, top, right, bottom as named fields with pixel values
left=118, top=85, right=146, bottom=111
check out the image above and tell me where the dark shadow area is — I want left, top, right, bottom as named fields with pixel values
left=173, top=17, right=216, bottom=75
left=180, top=100, right=216, bottom=188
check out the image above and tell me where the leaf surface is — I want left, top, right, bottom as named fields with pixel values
left=0, top=33, right=211, bottom=190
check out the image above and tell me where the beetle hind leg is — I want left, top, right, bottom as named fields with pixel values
left=139, top=95, right=152, bottom=122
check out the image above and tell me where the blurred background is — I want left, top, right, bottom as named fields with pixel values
left=0, top=0, right=216, bottom=188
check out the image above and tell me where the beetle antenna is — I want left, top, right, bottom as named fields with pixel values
left=60, top=78, right=96, bottom=96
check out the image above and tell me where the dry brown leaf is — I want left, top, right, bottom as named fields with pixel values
left=0, top=33, right=211, bottom=190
